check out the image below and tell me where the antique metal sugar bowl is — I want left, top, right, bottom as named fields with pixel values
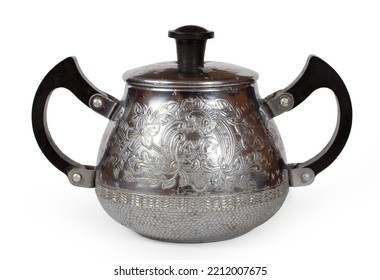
left=32, top=26, right=352, bottom=242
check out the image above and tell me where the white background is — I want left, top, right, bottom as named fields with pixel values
left=1, top=0, right=379, bottom=279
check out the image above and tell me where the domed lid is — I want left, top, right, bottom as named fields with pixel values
left=123, top=25, right=258, bottom=89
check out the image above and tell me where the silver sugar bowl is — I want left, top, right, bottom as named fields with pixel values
left=32, top=26, right=352, bottom=242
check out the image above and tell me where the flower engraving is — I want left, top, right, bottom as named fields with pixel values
left=105, top=119, right=130, bottom=178
left=210, top=151, right=270, bottom=191
left=103, top=97, right=279, bottom=193
left=127, top=103, right=160, bottom=151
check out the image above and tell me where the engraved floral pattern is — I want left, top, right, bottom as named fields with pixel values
left=127, top=103, right=160, bottom=151
left=103, top=98, right=280, bottom=193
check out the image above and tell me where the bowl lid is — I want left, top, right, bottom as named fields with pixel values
left=123, top=25, right=258, bottom=89
left=123, top=61, right=258, bottom=89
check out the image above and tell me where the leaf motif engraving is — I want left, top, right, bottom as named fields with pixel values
left=103, top=97, right=277, bottom=193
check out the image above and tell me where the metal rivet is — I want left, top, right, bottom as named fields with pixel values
left=72, top=173, right=82, bottom=183
left=92, top=97, right=103, bottom=109
left=301, top=172, right=311, bottom=183
left=279, top=95, right=291, bottom=108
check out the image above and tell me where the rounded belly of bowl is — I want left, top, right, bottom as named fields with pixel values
left=95, top=181, right=289, bottom=243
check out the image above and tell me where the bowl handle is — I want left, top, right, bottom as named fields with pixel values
left=264, top=56, right=352, bottom=186
left=32, top=57, right=123, bottom=187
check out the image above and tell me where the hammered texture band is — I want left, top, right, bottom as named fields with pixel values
left=96, top=181, right=288, bottom=243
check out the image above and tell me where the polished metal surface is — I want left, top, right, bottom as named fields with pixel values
left=289, top=167, right=315, bottom=187
left=95, top=84, right=288, bottom=242
left=89, top=93, right=125, bottom=121
left=68, top=167, right=95, bottom=188
left=96, top=177, right=288, bottom=242
left=123, top=61, right=258, bottom=89
left=264, top=90, right=295, bottom=117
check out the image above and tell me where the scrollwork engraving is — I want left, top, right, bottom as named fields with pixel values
left=103, top=97, right=280, bottom=193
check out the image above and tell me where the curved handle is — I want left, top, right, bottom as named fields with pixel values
left=32, top=57, right=122, bottom=187
left=264, top=55, right=352, bottom=186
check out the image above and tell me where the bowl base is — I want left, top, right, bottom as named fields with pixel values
left=96, top=182, right=288, bottom=243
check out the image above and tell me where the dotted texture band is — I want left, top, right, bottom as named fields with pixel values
left=95, top=182, right=288, bottom=243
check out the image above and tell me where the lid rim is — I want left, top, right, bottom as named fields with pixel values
left=123, top=61, right=258, bottom=89
left=125, top=80, right=255, bottom=89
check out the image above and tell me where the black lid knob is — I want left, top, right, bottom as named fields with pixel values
left=169, top=25, right=214, bottom=75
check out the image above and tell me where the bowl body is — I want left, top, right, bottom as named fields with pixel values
left=95, top=83, right=288, bottom=242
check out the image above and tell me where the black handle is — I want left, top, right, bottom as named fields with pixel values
left=32, top=57, right=120, bottom=187
left=265, top=55, right=352, bottom=185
